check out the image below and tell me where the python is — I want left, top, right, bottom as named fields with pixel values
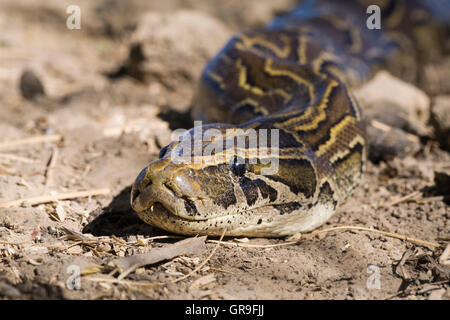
left=130, top=0, right=448, bottom=237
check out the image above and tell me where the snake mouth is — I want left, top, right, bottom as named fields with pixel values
left=131, top=179, right=330, bottom=237
left=131, top=182, right=171, bottom=213
left=141, top=201, right=170, bottom=217
left=133, top=198, right=321, bottom=238
left=131, top=174, right=304, bottom=225
left=131, top=179, right=290, bottom=222
left=131, top=182, right=211, bottom=222
left=138, top=199, right=216, bottom=224
left=133, top=190, right=277, bottom=224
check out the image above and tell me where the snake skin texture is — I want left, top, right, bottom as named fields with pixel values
left=130, top=0, right=448, bottom=237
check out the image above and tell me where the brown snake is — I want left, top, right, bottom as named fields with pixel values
left=130, top=0, right=448, bottom=237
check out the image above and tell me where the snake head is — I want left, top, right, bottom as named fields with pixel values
left=130, top=123, right=338, bottom=237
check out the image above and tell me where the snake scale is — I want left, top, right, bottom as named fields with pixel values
left=130, top=0, right=448, bottom=237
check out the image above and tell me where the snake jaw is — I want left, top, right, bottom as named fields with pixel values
left=131, top=163, right=173, bottom=213
left=130, top=159, right=212, bottom=222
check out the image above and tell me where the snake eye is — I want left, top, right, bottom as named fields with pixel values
left=231, top=156, right=246, bottom=176
left=159, top=145, right=169, bottom=159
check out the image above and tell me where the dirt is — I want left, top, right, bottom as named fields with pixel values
left=0, top=0, right=449, bottom=300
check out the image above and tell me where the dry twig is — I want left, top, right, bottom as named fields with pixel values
left=387, top=191, right=422, bottom=206
left=0, top=153, right=37, bottom=164
left=44, top=147, right=59, bottom=188
left=208, top=225, right=441, bottom=249
left=306, top=226, right=441, bottom=248
left=83, top=276, right=161, bottom=288
left=109, top=236, right=207, bottom=281
left=172, top=229, right=226, bottom=284
left=0, top=227, right=40, bottom=245
left=0, top=134, right=62, bottom=150
left=383, top=279, right=450, bottom=300
left=0, top=188, right=110, bottom=208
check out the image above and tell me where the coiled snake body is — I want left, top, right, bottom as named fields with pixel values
left=130, top=0, right=447, bottom=237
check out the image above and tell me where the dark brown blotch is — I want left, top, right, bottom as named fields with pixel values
left=265, top=158, right=316, bottom=198
left=317, top=181, right=338, bottom=209
left=272, top=201, right=303, bottom=215
left=184, top=199, right=199, bottom=216
left=239, top=177, right=278, bottom=206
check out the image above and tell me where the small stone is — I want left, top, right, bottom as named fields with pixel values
left=428, top=288, right=445, bottom=300
left=365, top=101, right=406, bottom=126
left=19, top=69, right=45, bottom=101
left=54, top=203, right=67, bottom=222
left=67, top=245, right=83, bottom=255
left=418, top=285, right=439, bottom=294
left=96, top=243, right=111, bottom=253
left=366, top=122, right=421, bottom=162
left=123, top=10, right=231, bottom=112
left=430, top=95, right=450, bottom=151
left=445, top=288, right=450, bottom=299
left=116, top=249, right=125, bottom=257
left=0, top=281, right=22, bottom=298
left=135, top=268, right=146, bottom=275
left=418, top=272, right=431, bottom=282
left=125, top=248, right=135, bottom=256
left=355, top=71, right=431, bottom=136
left=431, top=171, right=450, bottom=198
left=47, top=226, right=58, bottom=236
left=180, top=266, right=192, bottom=275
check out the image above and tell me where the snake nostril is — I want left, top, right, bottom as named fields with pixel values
left=163, top=182, right=177, bottom=196
left=131, top=166, right=152, bottom=203
left=131, top=187, right=141, bottom=204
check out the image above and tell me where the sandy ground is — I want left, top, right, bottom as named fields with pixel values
left=0, top=0, right=449, bottom=300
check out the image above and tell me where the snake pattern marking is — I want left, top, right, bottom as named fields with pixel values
left=130, top=0, right=448, bottom=237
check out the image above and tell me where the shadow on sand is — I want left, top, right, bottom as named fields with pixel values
left=82, top=186, right=168, bottom=237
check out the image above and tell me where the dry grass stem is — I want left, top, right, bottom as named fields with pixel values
left=209, top=225, right=441, bottom=249
left=0, top=188, right=110, bottom=208
left=44, top=147, right=59, bottom=188
left=172, top=229, right=226, bottom=284
left=0, top=227, right=40, bottom=245
left=0, top=134, right=62, bottom=150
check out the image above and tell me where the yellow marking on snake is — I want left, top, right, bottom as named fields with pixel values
left=238, top=33, right=291, bottom=58
left=231, top=98, right=269, bottom=115
left=316, top=115, right=356, bottom=157
left=236, top=61, right=292, bottom=103
left=329, top=134, right=365, bottom=163
left=311, top=51, right=341, bottom=79
left=264, top=58, right=315, bottom=103
left=277, top=80, right=339, bottom=130
left=298, top=35, right=308, bottom=64
left=237, top=59, right=265, bottom=95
